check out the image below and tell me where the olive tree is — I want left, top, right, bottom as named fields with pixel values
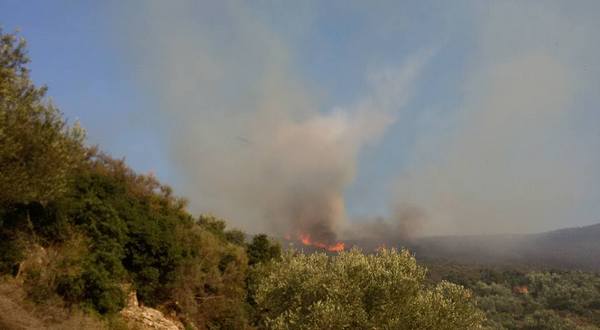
left=254, top=248, right=484, bottom=329
left=0, top=29, right=85, bottom=206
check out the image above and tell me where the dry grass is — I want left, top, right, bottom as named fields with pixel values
left=0, top=277, right=110, bottom=330
left=0, top=237, right=118, bottom=330
left=0, top=278, right=43, bottom=330
left=0, top=233, right=134, bottom=330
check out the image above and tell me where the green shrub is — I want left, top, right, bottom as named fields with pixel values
left=247, top=234, right=281, bottom=266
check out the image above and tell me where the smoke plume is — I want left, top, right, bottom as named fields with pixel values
left=343, top=204, right=427, bottom=247
left=119, top=1, right=599, bottom=241
left=123, top=1, right=429, bottom=242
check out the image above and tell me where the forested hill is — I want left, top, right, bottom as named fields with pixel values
left=411, top=223, right=600, bottom=271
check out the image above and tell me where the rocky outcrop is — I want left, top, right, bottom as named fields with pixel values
left=120, top=291, right=184, bottom=330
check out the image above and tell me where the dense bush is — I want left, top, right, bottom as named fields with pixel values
left=247, top=234, right=282, bottom=266
left=0, top=28, right=84, bottom=274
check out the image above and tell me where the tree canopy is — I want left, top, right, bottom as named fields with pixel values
left=254, top=248, right=484, bottom=329
left=0, top=29, right=85, bottom=207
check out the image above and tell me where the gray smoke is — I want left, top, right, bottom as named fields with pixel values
left=121, top=1, right=429, bottom=242
left=119, top=1, right=599, bottom=241
left=343, top=204, right=427, bottom=246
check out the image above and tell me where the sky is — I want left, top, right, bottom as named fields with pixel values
left=1, top=0, right=599, bottom=237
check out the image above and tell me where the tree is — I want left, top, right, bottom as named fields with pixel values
left=0, top=29, right=85, bottom=207
left=254, top=248, right=484, bottom=329
left=247, top=234, right=281, bottom=266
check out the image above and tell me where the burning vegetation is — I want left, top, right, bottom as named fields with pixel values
left=298, top=233, right=345, bottom=252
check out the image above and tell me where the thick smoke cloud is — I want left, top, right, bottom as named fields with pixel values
left=343, top=204, right=427, bottom=247
left=124, top=1, right=428, bottom=242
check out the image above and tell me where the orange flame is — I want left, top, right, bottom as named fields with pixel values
left=327, top=241, right=346, bottom=252
left=297, top=233, right=345, bottom=252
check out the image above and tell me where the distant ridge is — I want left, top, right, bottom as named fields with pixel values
left=280, top=223, right=600, bottom=271
left=411, top=223, right=600, bottom=271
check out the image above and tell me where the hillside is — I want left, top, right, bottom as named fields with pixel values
left=411, top=223, right=600, bottom=271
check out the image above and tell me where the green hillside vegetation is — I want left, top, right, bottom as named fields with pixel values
left=426, top=263, right=600, bottom=329
left=0, top=29, right=485, bottom=329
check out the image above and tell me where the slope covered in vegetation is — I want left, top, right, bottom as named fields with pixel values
left=411, top=223, right=600, bottom=272
left=426, top=263, right=600, bottom=329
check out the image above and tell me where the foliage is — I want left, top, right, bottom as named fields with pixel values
left=198, top=214, right=248, bottom=246
left=254, top=248, right=484, bottom=329
left=0, top=276, right=109, bottom=330
left=172, top=226, right=250, bottom=329
left=0, top=28, right=85, bottom=207
left=0, top=228, right=27, bottom=274
left=1, top=145, right=254, bottom=322
left=433, top=263, right=600, bottom=329
left=245, top=234, right=282, bottom=324
left=247, top=234, right=281, bottom=266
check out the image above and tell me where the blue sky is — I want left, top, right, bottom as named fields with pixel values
left=2, top=1, right=599, bottom=236
left=0, top=1, right=171, bottom=179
